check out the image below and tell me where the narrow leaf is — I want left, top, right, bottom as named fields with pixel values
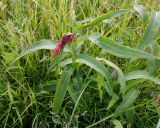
left=59, top=58, right=72, bottom=67
left=111, top=119, right=123, bottom=128
left=78, top=9, right=132, bottom=29
left=58, top=54, right=114, bottom=96
left=73, top=78, right=83, bottom=92
left=97, top=73, right=104, bottom=101
left=125, top=70, right=160, bottom=85
left=67, top=78, right=83, bottom=107
left=137, top=12, right=160, bottom=51
left=69, top=80, right=92, bottom=126
left=67, top=85, right=78, bottom=105
left=148, top=57, right=158, bottom=74
left=76, top=17, right=95, bottom=24
left=125, top=104, right=135, bottom=123
left=13, top=107, right=22, bottom=125
left=114, top=88, right=138, bottom=117
left=15, top=40, right=71, bottom=61
left=96, top=58, right=126, bottom=95
left=7, top=83, right=13, bottom=103
left=107, top=93, right=119, bottom=110
left=76, top=54, right=113, bottom=96
left=148, top=42, right=159, bottom=74
left=133, top=2, right=148, bottom=22
left=89, top=34, right=160, bottom=60
left=52, top=67, right=73, bottom=113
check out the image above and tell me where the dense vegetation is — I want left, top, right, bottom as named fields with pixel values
left=0, top=0, right=160, bottom=128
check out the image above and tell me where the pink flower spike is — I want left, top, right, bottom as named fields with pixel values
left=53, top=32, right=76, bottom=57
left=53, top=40, right=63, bottom=57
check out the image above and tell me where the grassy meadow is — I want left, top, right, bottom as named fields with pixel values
left=0, top=0, right=160, bottom=128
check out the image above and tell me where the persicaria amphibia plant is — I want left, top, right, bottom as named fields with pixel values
left=53, top=32, right=75, bottom=57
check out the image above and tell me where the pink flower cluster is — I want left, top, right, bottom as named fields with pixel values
left=53, top=32, right=75, bottom=57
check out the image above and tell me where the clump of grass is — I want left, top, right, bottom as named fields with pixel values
left=0, top=0, right=160, bottom=128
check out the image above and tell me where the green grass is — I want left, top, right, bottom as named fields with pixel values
left=0, top=0, right=160, bottom=128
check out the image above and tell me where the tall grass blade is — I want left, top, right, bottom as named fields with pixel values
left=114, top=88, right=138, bottom=117
left=78, top=9, right=132, bottom=29
left=88, top=34, right=160, bottom=59
left=125, top=70, right=160, bottom=85
left=125, top=104, right=135, bottom=123
left=52, top=67, right=74, bottom=113
left=148, top=43, right=159, bottom=74
left=13, top=107, right=22, bottom=126
left=137, top=12, right=160, bottom=51
left=7, top=83, right=13, bottom=104
left=67, top=77, right=85, bottom=108
left=69, top=80, right=92, bottom=127
left=97, top=73, right=104, bottom=101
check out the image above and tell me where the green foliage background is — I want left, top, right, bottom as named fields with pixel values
left=0, top=0, right=160, bottom=128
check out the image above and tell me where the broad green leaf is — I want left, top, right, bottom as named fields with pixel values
left=15, top=39, right=71, bottom=61
left=125, top=70, right=160, bottom=85
left=58, top=54, right=114, bottom=96
left=52, top=67, right=74, bottom=113
left=59, top=55, right=111, bottom=82
left=76, top=54, right=113, bottom=95
left=78, top=9, right=132, bottom=29
left=137, top=12, right=160, bottom=51
left=111, top=119, right=123, bottom=128
left=97, top=73, right=104, bottom=101
left=88, top=34, right=160, bottom=60
left=133, top=2, right=148, bottom=22
left=114, top=88, right=138, bottom=117
left=96, top=58, right=126, bottom=95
